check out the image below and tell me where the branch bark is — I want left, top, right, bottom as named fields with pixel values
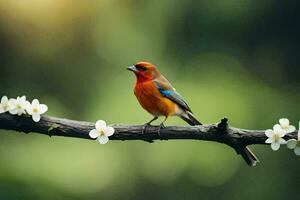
left=0, top=113, right=297, bottom=164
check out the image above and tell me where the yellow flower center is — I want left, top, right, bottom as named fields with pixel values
left=16, top=104, right=22, bottom=109
left=33, top=108, right=38, bottom=113
left=100, top=130, right=105, bottom=136
left=273, top=134, right=280, bottom=142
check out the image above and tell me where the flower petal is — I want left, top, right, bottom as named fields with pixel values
left=26, top=107, right=33, bottom=115
left=273, top=124, right=283, bottom=132
left=9, top=99, right=16, bottom=106
left=20, top=96, right=26, bottom=101
left=287, top=139, right=297, bottom=149
left=294, top=146, right=300, bottom=156
left=286, top=125, right=296, bottom=134
left=279, top=118, right=289, bottom=127
left=9, top=108, right=18, bottom=115
left=0, top=107, right=4, bottom=114
left=298, top=121, right=300, bottom=141
left=277, top=128, right=286, bottom=138
left=25, top=100, right=31, bottom=109
left=271, top=142, right=280, bottom=151
left=104, top=126, right=115, bottom=136
left=22, top=100, right=30, bottom=108
left=1, top=96, right=8, bottom=104
left=32, top=113, right=41, bottom=122
left=89, top=129, right=99, bottom=139
left=32, top=99, right=39, bottom=107
left=95, top=120, right=106, bottom=131
left=97, top=136, right=109, bottom=144
left=39, top=104, right=48, bottom=114
left=265, top=138, right=274, bottom=144
left=265, top=129, right=274, bottom=137
left=279, top=138, right=287, bottom=144
left=17, top=109, right=24, bottom=116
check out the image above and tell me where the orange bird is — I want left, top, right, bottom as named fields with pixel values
left=127, top=61, right=258, bottom=166
left=127, top=61, right=202, bottom=129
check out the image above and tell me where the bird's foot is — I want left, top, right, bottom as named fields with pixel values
left=142, top=123, right=151, bottom=134
left=142, top=116, right=159, bottom=134
left=157, top=123, right=165, bottom=136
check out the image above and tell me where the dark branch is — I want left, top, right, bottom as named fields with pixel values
left=0, top=113, right=297, bottom=165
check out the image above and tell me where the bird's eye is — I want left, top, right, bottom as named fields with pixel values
left=136, top=66, right=147, bottom=71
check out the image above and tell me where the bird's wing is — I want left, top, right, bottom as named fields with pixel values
left=153, top=76, right=192, bottom=113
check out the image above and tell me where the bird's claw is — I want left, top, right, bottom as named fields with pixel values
left=142, top=116, right=159, bottom=134
left=157, top=123, right=165, bottom=136
left=142, top=123, right=150, bottom=134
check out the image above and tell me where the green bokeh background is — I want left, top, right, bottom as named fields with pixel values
left=0, top=0, right=299, bottom=199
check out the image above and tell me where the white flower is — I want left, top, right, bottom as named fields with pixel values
left=265, top=124, right=287, bottom=151
left=9, top=96, right=29, bottom=116
left=287, top=122, right=300, bottom=156
left=26, top=99, right=48, bottom=122
left=279, top=118, right=296, bottom=134
left=0, top=96, right=11, bottom=114
left=89, top=120, right=115, bottom=144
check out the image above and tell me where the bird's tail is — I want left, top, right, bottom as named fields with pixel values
left=180, top=112, right=202, bottom=126
left=240, top=147, right=259, bottom=167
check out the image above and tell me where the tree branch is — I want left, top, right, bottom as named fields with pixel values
left=0, top=113, right=297, bottom=165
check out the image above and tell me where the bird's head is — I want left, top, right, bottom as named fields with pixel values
left=127, top=61, right=160, bottom=82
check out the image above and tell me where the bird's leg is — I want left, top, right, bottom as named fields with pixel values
left=158, top=117, right=168, bottom=136
left=142, top=116, right=158, bottom=134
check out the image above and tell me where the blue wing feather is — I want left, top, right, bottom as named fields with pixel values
left=153, top=80, right=192, bottom=113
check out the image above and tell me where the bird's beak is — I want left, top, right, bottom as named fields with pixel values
left=126, top=66, right=137, bottom=72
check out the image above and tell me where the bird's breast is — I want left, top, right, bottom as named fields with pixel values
left=134, top=81, right=179, bottom=116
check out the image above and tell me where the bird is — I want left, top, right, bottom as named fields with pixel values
left=127, top=61, right=202, bottom=130
left=127, top=61, right=259, bottom=167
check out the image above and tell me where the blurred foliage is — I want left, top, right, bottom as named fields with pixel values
left=0, top=0, right=300, bottom=199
